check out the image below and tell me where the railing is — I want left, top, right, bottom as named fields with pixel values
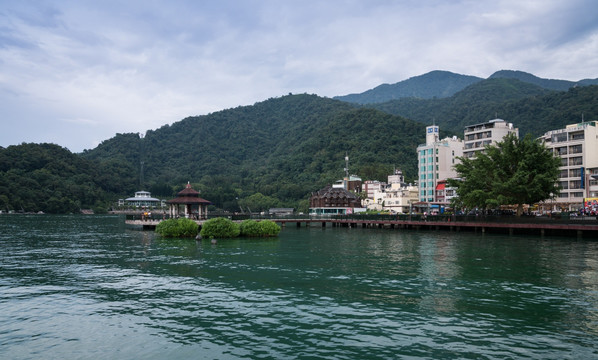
left=247, top=213, right=597, bottom=225
left=125, top=213, right=597, bottom=226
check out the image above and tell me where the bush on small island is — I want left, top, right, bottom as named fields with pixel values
left=155, top=218, right=199, bottom=238
left=240, top=219, right=281, bottom=237
left=200, top=217, right=240, bottom=239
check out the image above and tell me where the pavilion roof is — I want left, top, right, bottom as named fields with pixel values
left=167, top=196, right=211, bottom=204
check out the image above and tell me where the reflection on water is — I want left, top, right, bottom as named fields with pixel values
left=0, top=215, right=597, bottom=359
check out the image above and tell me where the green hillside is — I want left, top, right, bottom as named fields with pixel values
left=489, top=70, right=598, bottom=91
left=334, top=70, right=482, bottom=104
left=0, top=143, right=137, bottom=213
left=83, top=94, right=426, bottom=212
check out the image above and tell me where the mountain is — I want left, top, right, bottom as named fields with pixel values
left=334, top=70, right=483, bottom=104
left=336, top=69, right=598, bottom=106
left=489, top=70, right=598, bottom=91
left=0, top=143, right=137, bottom=213
left=368, top=78, right=553, bottom=134
left=367, top=80, right=598, bottom=138
left=82, top=94, right=426, bottom=211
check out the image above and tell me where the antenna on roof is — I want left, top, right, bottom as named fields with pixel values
left=344, top=152, right=349, bottom=178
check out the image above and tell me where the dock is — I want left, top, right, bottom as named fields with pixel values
left=125, top=214, right=598, bottom=238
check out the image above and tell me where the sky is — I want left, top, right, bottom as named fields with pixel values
left=1, top=0, right=597, bottom=152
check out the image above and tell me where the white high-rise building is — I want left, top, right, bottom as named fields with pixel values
left=416, top=125, right=463, bottom=202
left=463, top=119, right=519, bottom=158
left=538, top=121, right=598, bottom=211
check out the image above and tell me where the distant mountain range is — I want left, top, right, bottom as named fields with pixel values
left=334, top=70, right=598, bottom=104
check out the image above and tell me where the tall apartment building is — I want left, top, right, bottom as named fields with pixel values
left=463, top=119, right=518, bottom=158
left=417, top=125, right=463, bottom=202
left=538, top=121, right=598, bottom=211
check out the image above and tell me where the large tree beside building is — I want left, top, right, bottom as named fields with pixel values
left=448, top=133, right=561, bottom=215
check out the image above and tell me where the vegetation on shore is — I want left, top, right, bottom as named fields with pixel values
left=155, top=218, right=199, bottom=238
left=199, top=217, right=281, bottom=239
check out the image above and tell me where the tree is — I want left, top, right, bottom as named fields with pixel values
left=448, top=133, right=561, bottom=216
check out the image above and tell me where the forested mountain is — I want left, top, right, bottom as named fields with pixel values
left=368, top=78, right=555, bottom=135
left=334, top=70, right=482, bottom=104
left=489, top=70, right=598, bottom=91
left=336, top=69, right=598, bottom=105
left=0, top=143, right=137, bottom=213
left=83, top=94, right=425, bottom=212
left=367, top=80, right=598, bottom=137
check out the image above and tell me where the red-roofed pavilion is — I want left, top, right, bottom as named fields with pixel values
left=167, top=182, right=211, bottom=220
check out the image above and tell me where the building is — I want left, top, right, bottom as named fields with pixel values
left=417, top=125, right=463, bottom=203
left=309, top=185, right=365, bottom=215
left=167, top=182, right=211, bottom=220
left=121, top=191, right=162, bottom=208
left=363, top=170, right=418, bottom=214
left=362, top=180, right=386, bottom=200
left=538, top=121, right=598, bottom=211
left=463, top=119, right=518, bottom=159
left=435, top=180, right=457, bottom=204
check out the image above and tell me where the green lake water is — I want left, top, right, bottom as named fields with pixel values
left=0, top=214, right=597, bottom=359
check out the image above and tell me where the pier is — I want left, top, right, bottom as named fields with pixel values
left=124, top=213, right=598, bottom=238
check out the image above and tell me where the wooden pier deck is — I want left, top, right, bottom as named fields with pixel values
left=125, top=215, right=598, bottom=238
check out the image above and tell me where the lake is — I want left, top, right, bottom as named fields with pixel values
left=1, top=214, right=597, bottom=359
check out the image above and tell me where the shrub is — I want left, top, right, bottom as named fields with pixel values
left=200, top=217, right=240, bottom=239
left=259, top=220, right=281, bottom=237
left=240, top=219, right=262, bottom=237
left=155, top=218, right=199, bottom=238
left=240, top=219, right=281, bottom=237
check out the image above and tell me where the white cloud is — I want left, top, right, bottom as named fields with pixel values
left=0, top=0, right=597, bottom=152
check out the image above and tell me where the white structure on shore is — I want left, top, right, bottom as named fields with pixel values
left=538, top=120, right=598, bottom=211
left=363, top=170, right=418, bottom=214
left=417, top=125, right=463, bottom=203
left=120, top=191, right=162, bottom=208
left=463, top=119, right=518, bottom=159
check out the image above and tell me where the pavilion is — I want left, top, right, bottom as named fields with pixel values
left=167, top=182, right=211, bottom=220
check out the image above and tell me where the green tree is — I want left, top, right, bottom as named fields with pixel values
left=448, top=133, right=561, bottom=216
left=238, top=192, right=280, bottom=213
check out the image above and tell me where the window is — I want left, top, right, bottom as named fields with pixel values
left=556, top=147, right=567, bottom=156
left=569, top=168, right=582, bottom=177
left=570, top=157, right=583, bottom=166
left=551, top=133, right=567, bottom=142
left=571, top=192, right=584, bottom=198
left=570, top=132, right=584, bottom=141
left=559, top=170, right=568, bottom=178
left=558, top=193, right=569, bottom=198
left=561, top=158, right=568, bottom=166
left=569, top=144, right=582, bottom=154
left=559, top=181, right=568, bottom=189
left=570, top=180, right=582, bottom=189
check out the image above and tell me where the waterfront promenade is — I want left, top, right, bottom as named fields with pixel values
left=125, top=213, right=598, bottom=238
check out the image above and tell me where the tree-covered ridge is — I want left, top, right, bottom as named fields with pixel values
left=81, top=94, right=426, bottom=212
left=334, top=70, right=483, bottom=104
left=489, top=70, right=598, bottom=91
left=0, top=143, right=136, bottom=213
left=335, top=69, right=598, bottom=106
left=368, top=80, right=598, bottom=138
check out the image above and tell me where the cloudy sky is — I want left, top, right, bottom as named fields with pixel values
left=1, top=0, right=597, bottom=152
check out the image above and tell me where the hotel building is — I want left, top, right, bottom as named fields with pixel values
left=538, top=121, right=598, bottom=211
